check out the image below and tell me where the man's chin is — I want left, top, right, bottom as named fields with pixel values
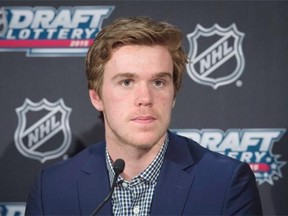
left=125, top=133, right=166, bottom=150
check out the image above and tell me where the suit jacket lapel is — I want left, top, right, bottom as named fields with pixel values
left=151, top=132, right=196, bottom=215
left=77, top=142, right=113, bottom=215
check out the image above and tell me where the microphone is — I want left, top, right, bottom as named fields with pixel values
left=90, top=159, right=125, bottom=216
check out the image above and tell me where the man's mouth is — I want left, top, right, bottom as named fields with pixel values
left=131, top=116, right=156, bottom=124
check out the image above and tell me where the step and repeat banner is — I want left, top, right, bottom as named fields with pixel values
left=0, top=1, right=287, bottom=215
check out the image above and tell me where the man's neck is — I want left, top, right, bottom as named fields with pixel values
left=106, top=136, right=166, bottom=181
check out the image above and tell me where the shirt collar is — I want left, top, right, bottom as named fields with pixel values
left=106, top=133, right=169, bottom=186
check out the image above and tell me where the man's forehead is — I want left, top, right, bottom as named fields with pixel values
left=104, top=44, right=174, bottom=79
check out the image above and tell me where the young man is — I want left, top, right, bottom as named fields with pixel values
left=25, top=17, right=262, bottom=215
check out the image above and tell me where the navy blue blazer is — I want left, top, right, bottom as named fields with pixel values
left=25, top=131, right=262, bottom=215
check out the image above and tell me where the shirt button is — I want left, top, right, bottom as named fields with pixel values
left=122, top=182, right=128, bottom=188
left=133, top=206, right=140, bottom=214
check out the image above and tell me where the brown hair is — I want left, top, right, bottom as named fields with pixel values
left=85, top=16, right=187, bottom=97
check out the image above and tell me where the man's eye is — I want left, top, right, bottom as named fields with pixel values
left=154, top=80, right=165, bottom=87
left=121, top=79, right=133, bottom=87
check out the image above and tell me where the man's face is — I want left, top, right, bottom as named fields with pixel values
left=90, top=45, right=175, bottom=150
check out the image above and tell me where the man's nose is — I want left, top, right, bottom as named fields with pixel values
left=135, top=83, right=153, bottom=107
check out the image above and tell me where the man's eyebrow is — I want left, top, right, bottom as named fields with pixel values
left=111, top=73, right=138, bottom=80
left=111, top=72, right=172, bottom=80
left=153, top=72, right=173, bottom=79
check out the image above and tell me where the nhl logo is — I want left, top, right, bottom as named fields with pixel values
left=14, top=98, right=72, bottom=163
left=186, top=24, right=245, bottom=89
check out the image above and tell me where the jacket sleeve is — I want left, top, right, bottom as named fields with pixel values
left=25, top=169, right=44, bottom=216
left=222, top=162, right=263, bottom=215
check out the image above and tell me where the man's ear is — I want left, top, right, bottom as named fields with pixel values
left=89, top=90, right=104, bottom=111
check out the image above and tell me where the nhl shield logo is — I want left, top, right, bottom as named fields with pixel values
left=186, top=24, right=245, bottom=89
left=14, top=98, right=72, bottom=163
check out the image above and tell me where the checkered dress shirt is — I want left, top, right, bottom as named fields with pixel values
left=106, top=134, right=168, bottom=216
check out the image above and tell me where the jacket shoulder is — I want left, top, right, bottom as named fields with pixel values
left=169, top=131, right=250, bottom=177
left=42, top=142, right=105, bottom=178
left=170, top=131, right=241, bottom=163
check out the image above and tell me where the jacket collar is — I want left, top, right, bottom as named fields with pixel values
left=77, top=142, right=113, bottom=215
left=150, top=131, right=196, bottom=215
